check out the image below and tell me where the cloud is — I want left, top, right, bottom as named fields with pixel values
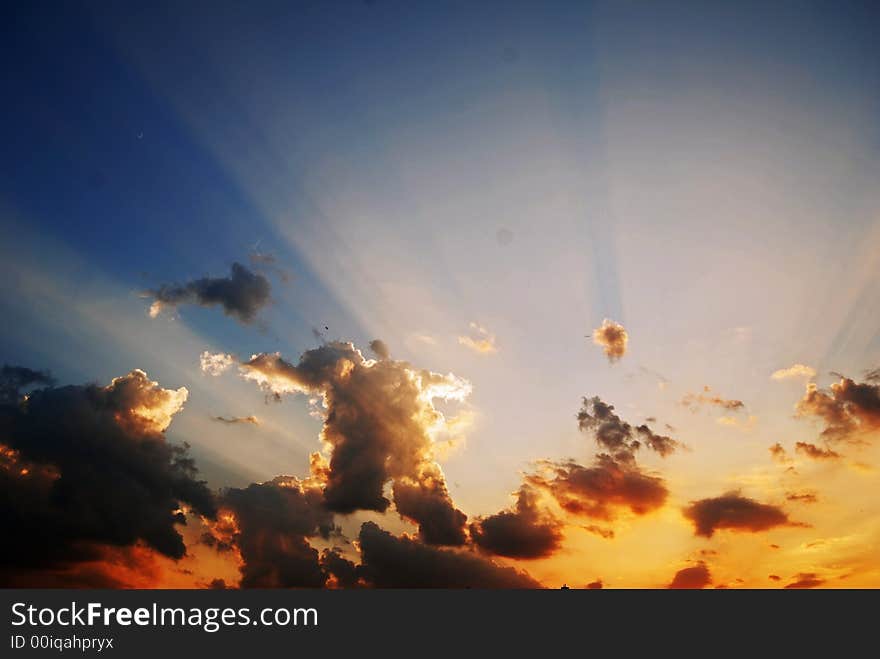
left=392, top=469, right=468, bottom=545
left=667, top=563, right=711, bottom=589
left=794, top=442, right=841, bottom=460
left=784, top=573, right=824, bottom=589
left=458, top=322, right=498, bottom=354
left=248, top=250, right=291, bottom=283
left=864, top=368, right=880, bottom=382
left=470, top=486, right=564, bottom=559
left=217, top=476, right=335, bottom=588
left=769, top=442, right=789, bottom=463
left=796, top=375, right=880, bottom=442
left=683, top=492, right=799, bottom=538
left=356, top=522, right=541, bottom=588
left=591, top=319, right=628, bottom=362
left=785, top=491, right=818, bottom=504
left=586, top=579, right=603, bottom=589
left=528, top=454, right=668, bottom=521
left=0, top=368, right=215, bottom=586
left=145, top=262, right=270, bottom=324
left=320, top=548, right=360, bottom=588
left=368, top=339, right=390, bottom=360
left=0, top=364, right=55, bottom=404
left=716, top=415, right=757, bottom=431
left=577, top=396, right=681, bottom=459
left=771, top=364, right=816, bottom=380
left=200, top=352, right=236, bottom=376
left=202, top=341, right=471, bottom=545
left=212, top=415, right=260, bottom=426
left=681, top=386, right=745, bottom=412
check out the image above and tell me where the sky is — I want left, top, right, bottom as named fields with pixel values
left=1, top=0, right=879, bottom=589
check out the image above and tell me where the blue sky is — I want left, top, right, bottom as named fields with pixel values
left=2, top=0, right=880, bottom=587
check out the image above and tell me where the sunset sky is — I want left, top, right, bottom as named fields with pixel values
left=2, top=0, right=879, bottom=589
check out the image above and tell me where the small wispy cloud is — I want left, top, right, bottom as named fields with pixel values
left=771, top=364, right=816, bottom=380
left=716, top=415, right=757, bottom=431
left=212, top=415, right=260, bottom=426
left=682, top=386, right=745, bottom=412
left=458, top=322, right=498, bottom=354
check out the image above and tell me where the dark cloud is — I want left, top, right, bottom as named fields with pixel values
left=0, top=369, right=215, bottom=586
left=785, top=491, right=818, bottom=504
left=768, top=574, right=781, bottom=581
left=368, top=339, right=390, bottom=360
left=392, top=470, right=467, bottom=546
left=203, top=342, right=470, bottom=545
left=218, top=476, right=335, bottom=588
left=356, top=522, right=541, bottom=588
left=591, top=319, right=628, bottom=362
left=146, top=262, right=271, bottom=324
left=320, top=548, right=360, bottom=588
left=528, top=454, right=668, bottom=521
left=795, top=442, right=841, bottom=460
left=681, top=386, right=745, bottom=412
left=667, top=563, right=711, bottom=589
left=0, top=364, right=55, bottom=404
left=864, top=367, right=880, bottom=382
left=470, top=486, right=563, bottom=559
left=784, top=573, right=824, bottom=589
left=586, top=579, right=603, bottom=589
left=797, top=376, right=880, bottom=442
left=683, top=492, right=797, bottom=538
left=577, top=396, right=681, bottom=459
left=212, top=415, right=260, bottom=426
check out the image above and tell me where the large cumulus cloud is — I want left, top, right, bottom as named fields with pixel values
left=0, top=368, right=215, bottom=586
left=202, top=341, right=470, bottom=545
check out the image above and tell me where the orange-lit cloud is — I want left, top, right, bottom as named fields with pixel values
left=667, top=563, right=712, bottom=589
left=202, top=341, right=472, bottom=545
left=470, top=486, right=564, bottom=559
left=797, top=375, right=880, bottom=442
left=591, top=319, right=628, bottom=362
left=683, top=493, right=800, bottom=538
left=681, top=386, right=745, bottom=413
left=0, top=368, right=215, bottom=587
left=795, top=442, right=841, bottom=460
left=528, top=455, right=668, bottom=521
left=784, top=573, right=825, bottom=589
left=771, top=364, right=816, bottom=380
left=458, top=322, right=498, bottom=354
left=769, top=442, right=789, bottom=463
